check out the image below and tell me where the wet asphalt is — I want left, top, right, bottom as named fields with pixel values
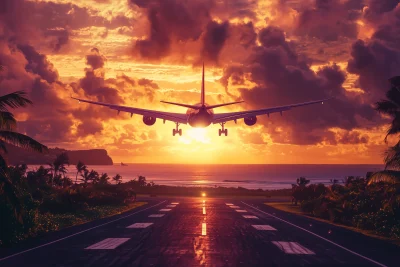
left=0, top=197, right=399, bottom=267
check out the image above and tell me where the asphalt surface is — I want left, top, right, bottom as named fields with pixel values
left=0, top=196, right=399, bottom=267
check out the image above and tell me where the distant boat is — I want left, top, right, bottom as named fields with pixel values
left=121, top=162, right=128, bottom=166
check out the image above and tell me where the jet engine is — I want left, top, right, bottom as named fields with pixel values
left=143, top=116, right=156, bottom=126
left=244, top=116, right=257, bottom=126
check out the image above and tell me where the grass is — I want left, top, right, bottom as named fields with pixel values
left=37, top=202, right=147, bottom=233
left=265, top=202, right=400, bottom=246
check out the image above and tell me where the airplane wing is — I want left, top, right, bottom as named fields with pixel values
left=72, top=97, right=188, bottom=124
left=212, top=98, right=331, bottom=124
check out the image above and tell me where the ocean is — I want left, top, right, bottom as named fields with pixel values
left=28, top=164, right=384, bottom=190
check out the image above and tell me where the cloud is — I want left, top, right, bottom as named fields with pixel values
left=201, top=21, right=230, bottom=64
left=221, top=25, right=379, bottom=145
left=294, top=0, right=362, bottom=41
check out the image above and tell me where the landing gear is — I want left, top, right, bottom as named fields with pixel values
left=218, top=123, right=228, bottom=136
left=173, top=123, right=182, bottom=136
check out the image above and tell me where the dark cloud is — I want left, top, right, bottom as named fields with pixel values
left=44, top=28, right=70, bottom=52
left=201, top=21, right=230, bottom=64
left=131, top=0, right=214, bottom=59
left=221, top=25, right=379, bottom=145
left=77, top=119, right=103, bottom=136
left=294, top=0, right=362, bottom=41
left=17, top=44, right=59, bottom=83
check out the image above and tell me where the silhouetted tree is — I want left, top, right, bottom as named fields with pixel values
left=297, top=177, right=310, bottom=186
left=98, top=173, right=110, bottom=185
left=112, top=174, right=122, bottom=184
left=0, top=91, right=48, bottom=169
left=138, top=175, right=147, bottom=187
left=75, top=161, right=87, bottom=184
left=375, top=76, right=400, bottom=142
left=48, top=153, right=69, bottom=187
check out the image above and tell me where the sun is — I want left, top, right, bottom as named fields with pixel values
left=179, top=128, right=210, bottom=144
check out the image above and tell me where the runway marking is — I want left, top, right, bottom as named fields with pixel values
left=243, top=215, right=259, bottom=219
left=149, top=214, right=165, bottom=218
left=241, top=201, right=388, bottom=267
left=166, top=205, right=176, bottom=208
left=127, top=223, right=153, bottom=228
left=160, top=209, right=171, bottom=212
left=235, top=209, right=247, bottom=213
left=171, top=202, right=179, bottom=205
left=202, top=223, right=207, bottom=236
left=230, top=205, right=240, bottom=208
left=252, top=225, right=277, bottom=231
left=203, top=207, right=206, bottom=215
left=85, top=238, right=130, bottom=250
left=0, top=201, right=167, bottom=262
left=225, top=203, right=234, bottom=205
left=272, top=241, right=315, bottom=255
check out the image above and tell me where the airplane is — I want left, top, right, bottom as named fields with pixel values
left=72, top=63, right=331, bottom=136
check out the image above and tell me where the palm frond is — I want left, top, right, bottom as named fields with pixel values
left=368, top=170, right=400, bottom=185
left=0, top=131, right=48, bottom=153
left=0, top=91, right=33, bottom=111
left=385, top=87, right=400, bottom=107
left=384, top=142, right=400, bottom=169
left=0, top=140, right=7, bottom=154
left=375, top=99, right=400, bottom=116
left=0, top=111, right=17, bottom=130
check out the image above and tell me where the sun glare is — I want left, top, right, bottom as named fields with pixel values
left=179, top=128, right=210, bottom=144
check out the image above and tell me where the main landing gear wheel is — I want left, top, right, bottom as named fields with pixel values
left=173, top=123, right=182, bottom=136
left=218, top=123, right=228, bottom=136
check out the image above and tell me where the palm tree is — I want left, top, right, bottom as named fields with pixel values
left=80, top=169, right=90, bottom=185
left=112, top=174, right=122, bottom=184
left=370, top=77, right=400, bottom=184
left=48, top=152, right=69, bottom=187
left=138, top=175, right=147, bottom=187
left=0, top=89, right=48, bottom=224
left=98, top=173, right=110, bottom=185
left=0, top=91, right=48, bottom=169
left=75, top=161, right=87, bottom=184
left=375, top=77, right=400, bottom=142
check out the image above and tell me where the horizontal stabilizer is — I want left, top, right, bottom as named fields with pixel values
left=205, top=101, right=244, bottom=109
left=160, top=101, right=200, bottom=109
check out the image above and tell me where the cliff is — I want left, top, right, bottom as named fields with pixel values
left=4, top=145, right=114, bottom=165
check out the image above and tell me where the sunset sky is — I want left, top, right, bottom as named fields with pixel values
left=1, top=0, right=399, bottom=164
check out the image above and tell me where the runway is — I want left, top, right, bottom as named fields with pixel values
left=0, top=197, right=398, bottom=267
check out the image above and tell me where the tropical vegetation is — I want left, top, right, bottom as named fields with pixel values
left=291, top=77, right=400, bottom=239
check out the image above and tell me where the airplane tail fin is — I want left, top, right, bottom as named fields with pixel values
left=201, top=62, right=205, bottom=106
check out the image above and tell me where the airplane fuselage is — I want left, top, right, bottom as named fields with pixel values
left=186, top=104, right=214, bottom=127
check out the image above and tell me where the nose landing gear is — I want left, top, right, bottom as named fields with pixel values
left=173, top=123, right=182, bottom=136
left=218, top=123, right=228, bottom=136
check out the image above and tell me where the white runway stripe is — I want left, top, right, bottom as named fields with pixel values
left=202, top=223, right=207, bottom=236
left=149, top=214, right=165, bottom=218
left=252, top=225, right=277, bottom=231
left=225, top=203, right=233, bottom=205
left=85, top=238, right=130, bottom=250
left=235, top=210, right=247, bottom=213
left=230, top=206, right=240, bottom=208
left=171, top=202, right=179, bottom=205
left=241, top=201, right=387, bottom=267
left=159, top=209, right=171, bottom=212
left=272, top=241, right=315, bottom=255
left=166, top=205, right=176, bottom=208
left=127, top=223, right=153, bottom=228
left=243, top=215, right=258, bottom=219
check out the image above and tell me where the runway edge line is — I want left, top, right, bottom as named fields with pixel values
left=241, top=201, right=387, bottom=267
left=0, top=200, right=167, bottom=262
